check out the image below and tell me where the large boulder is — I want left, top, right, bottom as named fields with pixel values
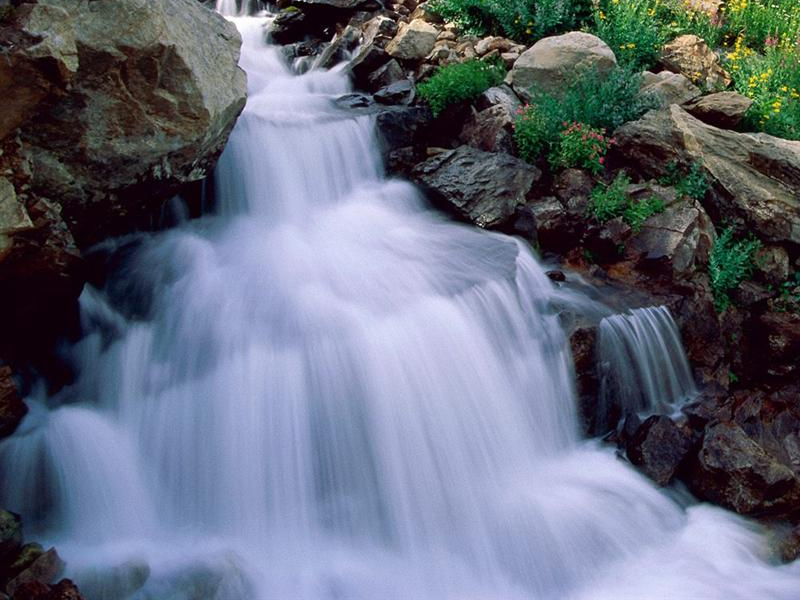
left=660, top=34, right=730, bottom=91
left=639, top=71, right=701, bottom=107
left=385, top=19, right=438, bottom=61
left=508, top=32, right=617, bottom=101
left=412, top=146, right=540, bottom=228
left=627, top=415, right=693, bottom=486
left=614, top=105, right=800, bottom=245
left=683, top=92, right=753, bottom=129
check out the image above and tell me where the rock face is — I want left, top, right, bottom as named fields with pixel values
left=0, top=367, right=26, bottom=439
left=627, top=415, right=693, bottom=485
left=0, top=0, right=246, bottom=372
left=639, top=71, right=701, bottom=107
left=660, top=34, right=730, bottom=91
left=508, top=32, right=617, bottom=100
left=683, top=92, right=753, bottom=129
left=614, top=105, right=800, bottom=244
left=386, top=19, right=438, bottom=61
left=412, top=146, right=539, bottom=228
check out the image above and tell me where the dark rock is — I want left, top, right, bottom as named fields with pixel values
left=458, top=104, right=515, bottom=153
left=412, top=146, right=540, bottom=228
left=10, top=578, right=83, bottom=600
left=367, top=59, right=404, bottom=92
left=639, top=71, right=702, bottom=107
left=754, top=312, right=800, bottom=381
left=627, top=415, right=693, bottom=485
left=314, top=23, right=361, bottom=69
left=347, top=44, right=391, bottom=89
left=6, top=548, right=64, bottom=596
left=569, top=325, right=599, bottom=434
left=546, top=270, right=566, bottom=282
left=270, top=7, right=311, bottom=45
left=526, top=196, right=584, bottom=253
left=374, top=79, right=415, bottom=105
left=0, top=511, right=22, bottom=563
left=334, top=93, right=374, bottom=109
left=688, top=422, right=800, bottom=517
left=6, top=543, right=44, bottom=582
left=0, top=366, right=26, bottom=439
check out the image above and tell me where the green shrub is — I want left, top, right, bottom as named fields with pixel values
left=513, top=103, right=561, bottom=163
left=709, top=227, right=762, bottom=312
left=590, top=0, right=667, bottom=71
left=427, top=0, right=592, bottom=42
left=660, top=162, right=710, bottom=200
left=774, top=272, right=800, bottom=312
left=589, top=173, right=665, bottom=231
left=417, top=60, right=505, bottom=117
left=548, top=122, right=614, bottom=174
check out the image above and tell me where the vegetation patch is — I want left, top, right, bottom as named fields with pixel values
left=417, top=59, right=505, bottom=117
left=589, top=173, right=665, bottom=232
left=709, top=227, right=762, bottom=312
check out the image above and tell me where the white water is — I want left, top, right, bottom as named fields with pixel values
left=2, top=13, right=800, bottom=600
left=598, top=306, right=698, bottom=428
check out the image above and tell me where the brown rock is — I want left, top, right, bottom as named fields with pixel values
left=684, top=92, right=753, bottom=128
left=6, top=549, right=64, bottom=595
left=0, top=366, right=26, bottom=439
left=627, top=415, right=693, bottom=485
left=386, top=19, right=438, bottom=60
left=639, top=71, right=702, bottom=107
left=660, top=35, right=731, bottom=90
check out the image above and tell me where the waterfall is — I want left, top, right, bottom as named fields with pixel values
left=2, top=12, right=800, bottom=600
left=597, top=306, right=698, bottom=430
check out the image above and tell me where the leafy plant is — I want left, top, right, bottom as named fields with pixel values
left=549, top=122, right=614, bottom=174
left=513, top=102, right=560, bottom=163
left=774, top=272, right=800, bottom=312
left=660, top=162, right=710, bottom=200
left=709, top=227, right=762, bottom=312
left=591, top=0, right=667, bottom=71
left=417, top=59, right=505, bottom=118
left=589, top=173, right=665, bottom=231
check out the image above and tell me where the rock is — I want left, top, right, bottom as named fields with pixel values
left=0, top=366, right=26, bottom=439
left=627, top=415, right=693, bottom=485
left=6, top=548, right=64, bottom=595
left=313, top=23, right=361, bottom=69
left=0, top=178, right=33, bottom=259
left=458, top=104, right=515, bottom=153
left=474, top=36, right=515, bottom=56
left=613, top=105, right=800, bottom=245
left=683, top=92, right=753, bottom=128
left=385, top=19, right=438, bottom=61
left=629, top=197, right=714, bottom=276
left=0, top=511, right=22, bottom=563
left=269, top=7, right=312, bottom=45
left=3, top=0, right=247, bottom=247
left=754, top=245, right=790, bottom=286
left=755, top=312, right=800, bottom=381
left=347, top=44, right=390, bottom=89
left=412, top=146, right=540, bottom=228
left=475, top=84, right=521, bottom=114
left=569, top=324, right=600, bottom=434
left=6, top=543, right=45, bottom=581
left=9, top=578, right=84, bottom=600
left=362, top=15, right=398, bottom=47
left=660, top=34, right=730, bottom=91
left=639, top=71, right=702, bottom=107
left=508, top=32, right=617, bottom=101
left=374, top=79, right=416, bottom=105
left=368, top=59, right=405, bottom=91
left=688, top=422, right=800, bottom=516
left=409, top=3, right=443, bottom=23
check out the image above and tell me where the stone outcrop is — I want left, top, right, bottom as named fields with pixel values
left=683, top=92, right=753, bottom=129
left=660, top=34, right=731, bottom=91
left=508, top=32, right=617, bottom=101
left=412, top=146, right=539, bottom=228
left=627, top=415, right=693, bottom=486
left=639, top=71, right=701, bottom=107
left=614, top=105, right=800, bottom=245
left=386, top=19, right=438, bottom=61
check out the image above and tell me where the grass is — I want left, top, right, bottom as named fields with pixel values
left=588, top=173, right=666, bottom=232
left=417, top=60, right=506, bottom=117
left=709, top=227, right=762, bottom=312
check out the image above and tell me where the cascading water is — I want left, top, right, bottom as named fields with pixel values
left=3, top=11, right=800, bottom=600
left=597, top=306, right=698, bottom=429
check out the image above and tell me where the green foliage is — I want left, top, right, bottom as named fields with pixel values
left=589, top=173, right=665, bottom=231
left=513, top=66, right=653, bottom=164
left=722, top=0, right=800, bottom=50
left=660, top=162, right=710, bottom=200
left=549, top=122, right=614, bottom=174
left=427, top=0, right=592, bottom=42
left=774, top=272, right=800, bottom=312
left=590, top=0, right=667, bottom=70
left=709, top=227, right=762, bottom=312
left=417, top=60, right=505, bottom=117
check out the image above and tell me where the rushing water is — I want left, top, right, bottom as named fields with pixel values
left=2, top=12, right=800, bottom=600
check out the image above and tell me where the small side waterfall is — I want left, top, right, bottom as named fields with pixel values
left=1, top=11, right=800, bottom=600
left=597, top=306, right=697, bottom=428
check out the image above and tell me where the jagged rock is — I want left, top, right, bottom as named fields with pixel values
left=474, top=36, right=515, bottom=56
left=754, top=245, right=790, bottom=286
left=508, top=32, right=617, bottom=101
left=362, top=14, right=398, bottom=46
left=627, top=415, right=693, bottom=485
left=314, top=22, right=361, bottom=69
left=629, top=196, right=714, bottom=276
left=347, top=44, right=390, bottom=89
left=374, top=79, right=415, bottom=104
left=755, top=312, right=800, bottom=381
left=475, top=84, right=521, bottom=113
left=368, top=59, right=404, bottom=91
left=684, top=92, right=753, bottom=128
left=10, top=578, right=84, bottom=600
left=0, top=511, right=22, bottom=564
left=3, top=0, right=247, bottom=247
left=408, top=3, right=443, bottom=23
left=613, top=105, right=800, bottom=245
left=269, top=7, right=311, bottom=45
left=639, top=71, right=702, bottom=107
left=688, top=421, right=800, bottom=516
left=660, top=34, right=730, bottom=91
left=0, top=177, right=33, bottom=259
left=412, top=146, right=540, bottom=228
left=385, top=19, right=438, bottom=60
left=458, top=104, right=515, bottom=153
left=6, top=548, right=64, bottom=595
left=0, top=366, right=26, bottom=439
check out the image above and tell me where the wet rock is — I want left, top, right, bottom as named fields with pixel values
left=753, top=245, right=790, bottom=286
left=569, top=325, right=600, bottom=434
left=270, top=7, right=311, bottom=45
left=639, top=71, right=702, bottom=107
left=385, top=19, right=438, bottom=61
left=755, top=312, right=800, bottom=381
left=374, top=79, right=415, bottom=105
left=347, top=44, right=390, bottom=89
left=0, top=178, right=33, bottom=259
left=688, top=421, right=800, bottom=516
left=508, top=32, right=617, bottom=101
left=9, top=578, right=83, bottom=600
left=314, top=23, right=362, bottom=69
left=527, top=196, right=583, bottom=253
left=613, top=105, right=800, bottom=245
left=0, top=511, right=22, bottom=563
left=627, top=415, right=693, bottom=485
left=362, top=14, right=398, bottom=47
left=412, top=146, right=540, bottom=228
left=368, top=59, right=405, bottom=91
left=683, top=92, right=753, bottom=129
left=6, top=548, right=64, bottom=595
left=0, top=366, right=26, bottom=439
left=458, top=104, right=515, bottom=153
left=6, top=543, right=44, bottom=582
left=660, top=34, right=730, bottom=91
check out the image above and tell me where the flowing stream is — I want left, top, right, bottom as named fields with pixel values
left=2, top=12, right=800, bottom=600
